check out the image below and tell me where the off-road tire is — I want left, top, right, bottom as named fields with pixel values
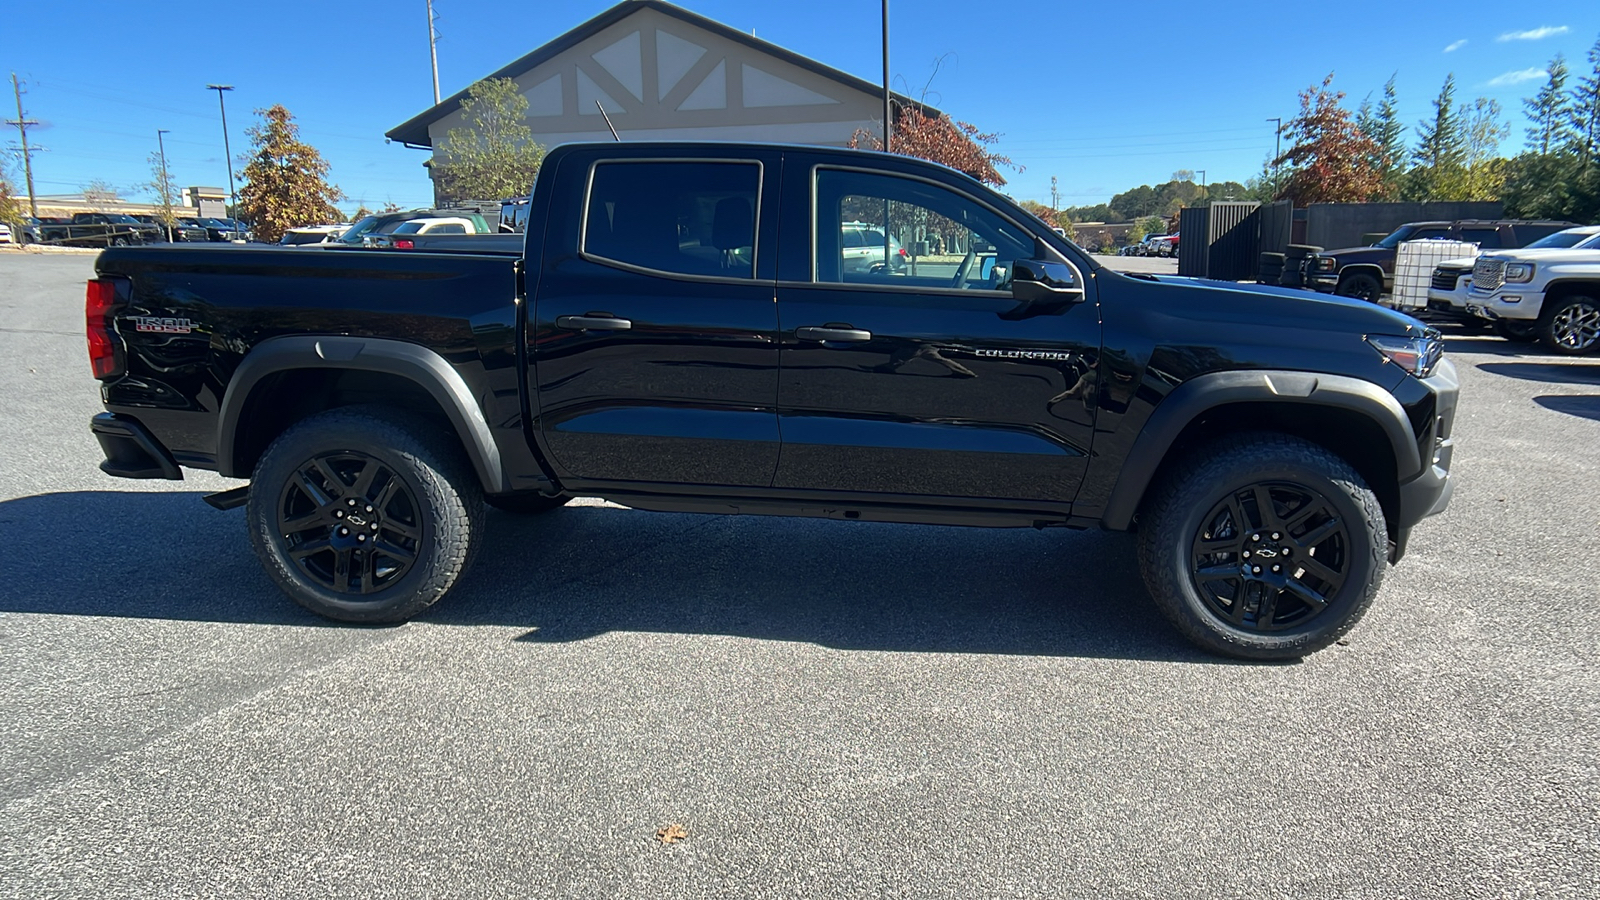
left=1336, top=272, right=1382, bottom=304
left=1137, top=433, right=1387, bottom=660
left=1539, top=295, right=1600, bottom=355
left=485, top=493, right=570, bottom=514
left=247, top=405, right=485, bottom=623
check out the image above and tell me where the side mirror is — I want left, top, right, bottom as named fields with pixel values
left=1010, top=259, right=1085, bottom=304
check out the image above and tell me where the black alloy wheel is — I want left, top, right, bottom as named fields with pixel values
left=276, top=451, right=422, bottom=595
left=1336, top=272, right=1382, bottom=303
left=1542, top=296, right=1600, bottom=355
left=1189, top=482, right=1349, bottom=633
left=248, top=405, right=484, bottom=623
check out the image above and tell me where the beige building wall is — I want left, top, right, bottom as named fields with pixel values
left=425, top=6, right=884, bottom=186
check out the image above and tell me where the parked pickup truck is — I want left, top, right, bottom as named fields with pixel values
left=1426, top=225, right=1600, bottom=336
left=85, top=141, right=1459, bottom=660
left=1307, top=219, right=1574, bottom=302
left=1463, top=238, right=1600, bottom=354
left=41, top=213, right=161, bottom=247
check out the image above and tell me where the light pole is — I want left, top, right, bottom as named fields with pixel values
left=1266, top=117, right=1283, bottom=186
left=881, top=0, right=891, bottom=152
left=206, top=84, right=239, bottom=238
left=156, top=129, right=173, bottom=241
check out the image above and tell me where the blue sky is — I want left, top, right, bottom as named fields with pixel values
left=6, top=1, right=1599, bottom=214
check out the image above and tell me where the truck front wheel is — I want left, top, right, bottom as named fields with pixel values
left=1540, top=295, right=1600, bottom=355
left=1137, top=434, right=1387, bottom=660
left=247, top=405, right=485, bottom=623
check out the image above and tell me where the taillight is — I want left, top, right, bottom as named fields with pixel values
left=85, top=278, right=122, bottom=379
left=898, top=248, right=907, bottom=257
left=394, top=238, right=415, bottom=249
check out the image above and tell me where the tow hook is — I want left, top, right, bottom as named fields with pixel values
left=203, top=486, right=250, bottom=511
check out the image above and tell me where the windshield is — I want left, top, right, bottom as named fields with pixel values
left=1526, top=230, right=1600, bottom=250
left=338, top=216, right=380, bottom=244
left=392, top=221, right=425, bottom=234
left=105, top=214, right=141, bottom=225
left=1374, top=225, right=1417, bottom=249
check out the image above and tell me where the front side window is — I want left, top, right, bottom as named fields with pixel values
left=583, top=161, right=759, bottom=279
left=814, top=169, right=1036, bottom=291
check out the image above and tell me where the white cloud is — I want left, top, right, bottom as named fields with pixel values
left=1444, top=39, right=1468, bottom=53
left=1497, top=25, right=1570, bottom=42
left=1488, top=67, right=1549, bottom=86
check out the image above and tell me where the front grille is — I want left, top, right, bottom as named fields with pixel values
left=1432, top=267, right=1466, bottom=292
left=1472, top=258, right=1505, bottom=292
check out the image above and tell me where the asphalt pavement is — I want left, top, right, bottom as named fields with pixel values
left=0, top=250, right=1595, bottom=898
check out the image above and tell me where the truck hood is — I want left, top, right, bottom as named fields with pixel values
left=1437, top=255, right=1477, bottom=269
left=1481, top=247, right=1600, bottom=263
left=1142, top=274, right=1430, bottom=337
left=1321, top=246, right=1389, bottom=264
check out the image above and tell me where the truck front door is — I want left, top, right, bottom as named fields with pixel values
left=773, top=163, right=1101, bottom=504
left=530, top=152, right=782, bottom=489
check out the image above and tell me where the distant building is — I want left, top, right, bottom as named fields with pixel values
left=386, top=0, right=933, bottom=203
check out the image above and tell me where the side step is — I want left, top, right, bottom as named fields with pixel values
left=203, top=486, right=250, bottom=511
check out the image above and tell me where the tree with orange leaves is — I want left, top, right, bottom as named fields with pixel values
left=1274, top=74, right=1383, bottom=204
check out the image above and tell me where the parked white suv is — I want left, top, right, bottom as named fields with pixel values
left=1466, top=229, right=1600, bottom=354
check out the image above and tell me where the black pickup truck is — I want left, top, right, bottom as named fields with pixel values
left=42, top=212, right=161, bottom=247
left=85, top=142, right=1458, bottom=660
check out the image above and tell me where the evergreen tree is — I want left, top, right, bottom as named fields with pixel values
left=237, top=104, right=344, bottom=243
left=1570, top=35, right=1600, bottom=164
left=1356, top=75, right=1406, bottom=198
left=1524, top=56, right=1572, bottom=155
left=1408, top=74, right=1467, bottom=199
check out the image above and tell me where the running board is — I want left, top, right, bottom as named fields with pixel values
left=203, top=486, right=250, bottom=511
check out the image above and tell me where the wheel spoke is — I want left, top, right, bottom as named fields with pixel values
left=311, top=458, right=346, bottom=497
left=359, top=551, right=378, bottom=594
left=1297, top=553, right=1344, bottom=588
left=294, top=470, right=332, bottom=507
left=351, top=459, right=381, bottom=499
left=1226, top=495, right=1252, bottom=536
left=1256, top=587, right=1281, bottom=629
left=1284, top=501, right=1321, bottom=533
left=1195, top=563, right=1241, bottom=580
left=373, top=540, right=416, bottom=564
left=372, top=477, right=400, bottom=514
left=1251, top=486, right=1281, bottom=530
left=1196, top=535, right=1243, bottom=555
left=1295, top=518, right=1341, bottom=549
left=332, top=548, right=352, bottom=592
left=383, top=518, right=421, bottom=541
left=280, top=510, right=326, bottom=535
left=1283, top=578, right=1329, bottom=610
left=288, top=538, right=331, bottom=560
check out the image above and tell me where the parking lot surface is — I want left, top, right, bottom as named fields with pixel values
left=0, top=253, right=1595, bottom=898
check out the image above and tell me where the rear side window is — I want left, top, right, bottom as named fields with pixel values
left=583, top=161, right=759, bottom=279
left=1460, top=228, right=1501, bottom=248
left=431, top=224, right=466, bottom=234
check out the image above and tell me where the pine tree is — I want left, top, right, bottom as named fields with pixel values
left=1524, top=56, right=1572, bottom=155
left=1408, top=74, right=1467, bottom=199
left=1570, top=35, right=1600, bottom=164
left=236, top=105, right=344, bottom=243
left=1356, top=75, right=1406, bottom=198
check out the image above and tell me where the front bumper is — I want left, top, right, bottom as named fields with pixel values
left=91, top=412, right=182, bottom=480
left=1395, top=358, right=1459, bottom=537
left=1465, top=289, right=1546, bottom=322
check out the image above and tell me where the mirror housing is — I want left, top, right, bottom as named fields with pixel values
left=1010, top=259, right=1085, bottom=304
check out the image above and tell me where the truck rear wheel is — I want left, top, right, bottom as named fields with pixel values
left=1336, top=272, right=1382, bottom=304
left=247, top=405, right=485, bottom=623
left=1137, top=434, right=1387, bottom=660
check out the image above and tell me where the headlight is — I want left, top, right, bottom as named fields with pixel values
left=1504, top=262, right=1535, bottom=283
left=1368, top=333, right=1443, bottom=377
left=1315, top=257, right=1338, bottom=271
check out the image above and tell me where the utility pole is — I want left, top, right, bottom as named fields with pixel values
left=881, top=0, right=891, bottom=152
left=156, top=129, right=174, bottom=241
left=205, top=84, right=239, bottom=237
left=1266, top=116, right=1283, bottom=185
left=8, top=73, right=39, bottom=217
left=427, top=0, right=441, bottom=105
left=1051, top=175, right=1059, bottom=211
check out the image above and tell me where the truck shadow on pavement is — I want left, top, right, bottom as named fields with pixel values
left=0, top=491, right=1210, bottom=662
left=1533, top=395, right=1600, bottom=421
left=1476, top=361, right=1600, bottom=385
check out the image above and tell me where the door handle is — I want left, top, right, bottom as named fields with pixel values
left=556, top=315, right=632, bottom=332
left=795, top=325, right=872, bottom=343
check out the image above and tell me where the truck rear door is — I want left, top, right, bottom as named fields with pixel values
left=529, top=150, right=783, bottom=489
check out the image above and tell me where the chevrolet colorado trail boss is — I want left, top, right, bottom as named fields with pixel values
left=85, top=142, right=1458, bottom=660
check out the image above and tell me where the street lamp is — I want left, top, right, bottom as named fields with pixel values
left=156, top=129, right=173, bottom=241
left=206, top=84, right=239, bottom=239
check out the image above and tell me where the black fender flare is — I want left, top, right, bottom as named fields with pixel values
left=216, top=335, right=505, bottom=492
left=1100, top=369, right=1419, bottom=530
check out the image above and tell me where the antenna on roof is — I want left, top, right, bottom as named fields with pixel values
left=596, top=101, right=620, bottom=141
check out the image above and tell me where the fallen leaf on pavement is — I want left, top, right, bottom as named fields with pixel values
left=656, top=824, right=688, bottom=844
